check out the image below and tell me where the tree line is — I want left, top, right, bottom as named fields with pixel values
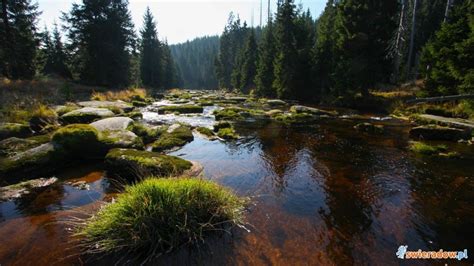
left=0, top=0, right=179, bottom=89
left=214, top=0, right=473, bottom=101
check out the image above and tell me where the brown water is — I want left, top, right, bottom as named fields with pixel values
left=1, top=116, right=473, bottom=265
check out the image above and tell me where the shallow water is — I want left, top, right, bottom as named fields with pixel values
left=1, top=104, right=474, bottom=265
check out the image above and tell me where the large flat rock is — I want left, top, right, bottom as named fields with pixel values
left=418, top=114, right=474, bottom=130
left=61, top=107, right=114, bottom=124
left=90, top=117, right=134, bottom=132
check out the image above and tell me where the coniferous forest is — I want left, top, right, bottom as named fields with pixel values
left=0, top=0, right=474, bottom=265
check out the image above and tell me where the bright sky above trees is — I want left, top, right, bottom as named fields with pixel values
left=36, top=0, right=326, bottom=44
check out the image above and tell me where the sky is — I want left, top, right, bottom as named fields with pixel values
left=36, top=0, right=327, bottom=45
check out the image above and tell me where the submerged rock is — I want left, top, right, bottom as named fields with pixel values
left=105, top=148, right=193, bottom=179
left=354, top=122, right=384, bottom=134
left=90, top=117, right=134, bottom=132
left=0, top=177, right=58, bottom=201
left=409, top=125, right=471, bottom=141
left=61, top=107, right=114, bottom=124
left=0, top=123, right=31, bottom=140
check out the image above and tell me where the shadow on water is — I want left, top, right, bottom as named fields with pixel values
left=1, top=116, right=474, bottom=265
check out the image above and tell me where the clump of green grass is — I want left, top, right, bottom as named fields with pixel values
left=29, top=104, right=58, bottom=132
left=409, top=141, right=447, bottom=155
left=76, top=178, right=246, bottom=260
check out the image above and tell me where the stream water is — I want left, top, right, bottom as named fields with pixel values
left=0, top=101, right=473, bottom=265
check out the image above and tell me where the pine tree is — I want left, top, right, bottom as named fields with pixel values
left=63, top=0, right=135, bottom=86
left=272, top=0, right=298, bottom=99
left=255, top=19, right=276, bottom=97
left=239, top=29, right=258, bottom=93
left=294, top=9, right=315, bottom=100
left=333, top=0, right=399, bottom=96
left=420, top=0, right=473, bottom=95
left=161, top=41, right=178, bottom=89
left=312, top=0, right=337, bottom=98
left=42, top=24, right=71, bottom=78
left=0, top=0, right=40, bottom=79
left=139, top=7, right=162, bottom=88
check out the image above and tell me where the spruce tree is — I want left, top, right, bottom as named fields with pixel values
left=294, top=9, right=315, bottom=100
left=63, top=0, right=135, bottom=86
left=272, top=0, right=298, bottom=99
left=42, top=24, right=71, bottom=78
left=161, top=41, right=178, bottom=89
left=0, top=0, right=40, bottom=79
left=333, top=0, right=398, bottom=96
left=255, top=20, right=276, bottom=97
left=420, top=0, right=473, bottom=95
left=312, top=0, right=337, bottom=98
left=239, top=29, right=258, bottom=93
left=139, top=7, right=162, bottom=88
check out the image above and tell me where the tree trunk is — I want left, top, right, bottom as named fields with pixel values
left=392, top=0, right=406, bottom=83
left=1, top=0, right=11, bottom=76
left=406, top=0, right=418, bottom=82
left=444, top=0, right=452, bottom=22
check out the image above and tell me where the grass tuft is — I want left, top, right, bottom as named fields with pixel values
left=76, top=178, right=247, bottom=260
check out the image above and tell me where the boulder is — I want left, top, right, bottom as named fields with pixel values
left=151, top=124, right=194, bottom=152
left=51, top=124, right=103, bottom=158
left=409, top=125, right=471, bottom=141
left=105, top=148, right=193, bottom=179
left=0, top=123, right=31, bottom=140
left=156, top=105, right=203, bottom=114
left=90, top=117, right=134, bottom=132
left=0, top=177, right=58, bottom=201
left=61, top=107, right=114, bottom=124
left=100, top=130, right=144, bottom=149
left=77, top=101, right=134, bottom=112
left=290, top=105, right=338, bottom=116
left=266, top=109, right=284, bottom=117
left=266, top=99, right=287, bottom=106
left=0, top=136, right=48, bottom=157
left=0, top=143, right=63, bottom=180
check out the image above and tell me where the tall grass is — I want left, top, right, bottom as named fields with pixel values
left=91, top=88, right=147, bottom=102
left=75, top=178, right=247, bottom=262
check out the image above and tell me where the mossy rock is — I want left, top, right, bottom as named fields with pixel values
left=100, top=130, right=144, bottom=150
left=157, top=105, right=203, bottom=114
left=0, top=177, right=58, bottom=201
left=354, top=123, right=384, bottom=134
left=55, top=103, right=80, bottom=116
left=151, top=124, right=193, bottom=152
left=124, top=111, right=143, bottom=120
left=0, top=143, right=64, bottom=180
left=196, top=127, right=214, bottom=137
left=132, top=100, right=147, bottom=107
left=217, top=127, right=239, bottom=140
left=52, top=124, right=103, bottom=158
left=127, top=122, right=165, bottom=144
left=273, top=113, right=317, bottom=124
left=0, top=135, right=50, bottom=157
left=61, top=107, right=114, bottom=124
left=409, top=141, right=448, bottom=155
left=213, top=108, right=244, bottom=121
left=290, top=105, right=338, bottom=116
left=0, top=123, right=31, bottom=140
left=409, top=125, right=471, bottom=141
left=213, top=121, right=232, bottom=132
left=105, top=148, right=192, bottom=179
left=266, top=99, right=287, bottom=107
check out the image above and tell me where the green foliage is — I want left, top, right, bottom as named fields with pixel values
left=170, top=36, right=218, bottom=89
left=0, top=0, right=40, bottom=79
left=40, top=24, right=71, bottom=78
left=420, top=0, right=474, bottom=96
left=238, top=30, right=258, bottom=93
left=255, top=21, right=276, bottom=97
left=140, top=8, right=163, bottom=89
left=63, top=0, right=135, bottom=86
left=77, top=178, right=246, bottom=258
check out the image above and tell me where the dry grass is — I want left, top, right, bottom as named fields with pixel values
left=91, top=88, right=147, bottom=102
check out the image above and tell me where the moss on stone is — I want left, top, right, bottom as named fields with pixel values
left=132, top=100, right=147, bottom=107
left=213, top=108, right=244, bottom=121
left=0, top=123, right=31, bottom=140
left=127, top=123, right=165, bottom=144
left=99, top=130, right=144, bottom=150
left=217, top=127, right=239, bottom=140
left=213, top=121, right=232, bottom=132
left=157, top=105, right=203, bottom=114
left=409, top=141, right=447, bottom=155
left=105, top=148, right=192, bottom=179
left=151, top=125, right=193, bottom=152
left=52, top=124, right=103, bottom=157
left=196, top=127, right=214, bottom=137
left=274, top=113, right=316, bottom=124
